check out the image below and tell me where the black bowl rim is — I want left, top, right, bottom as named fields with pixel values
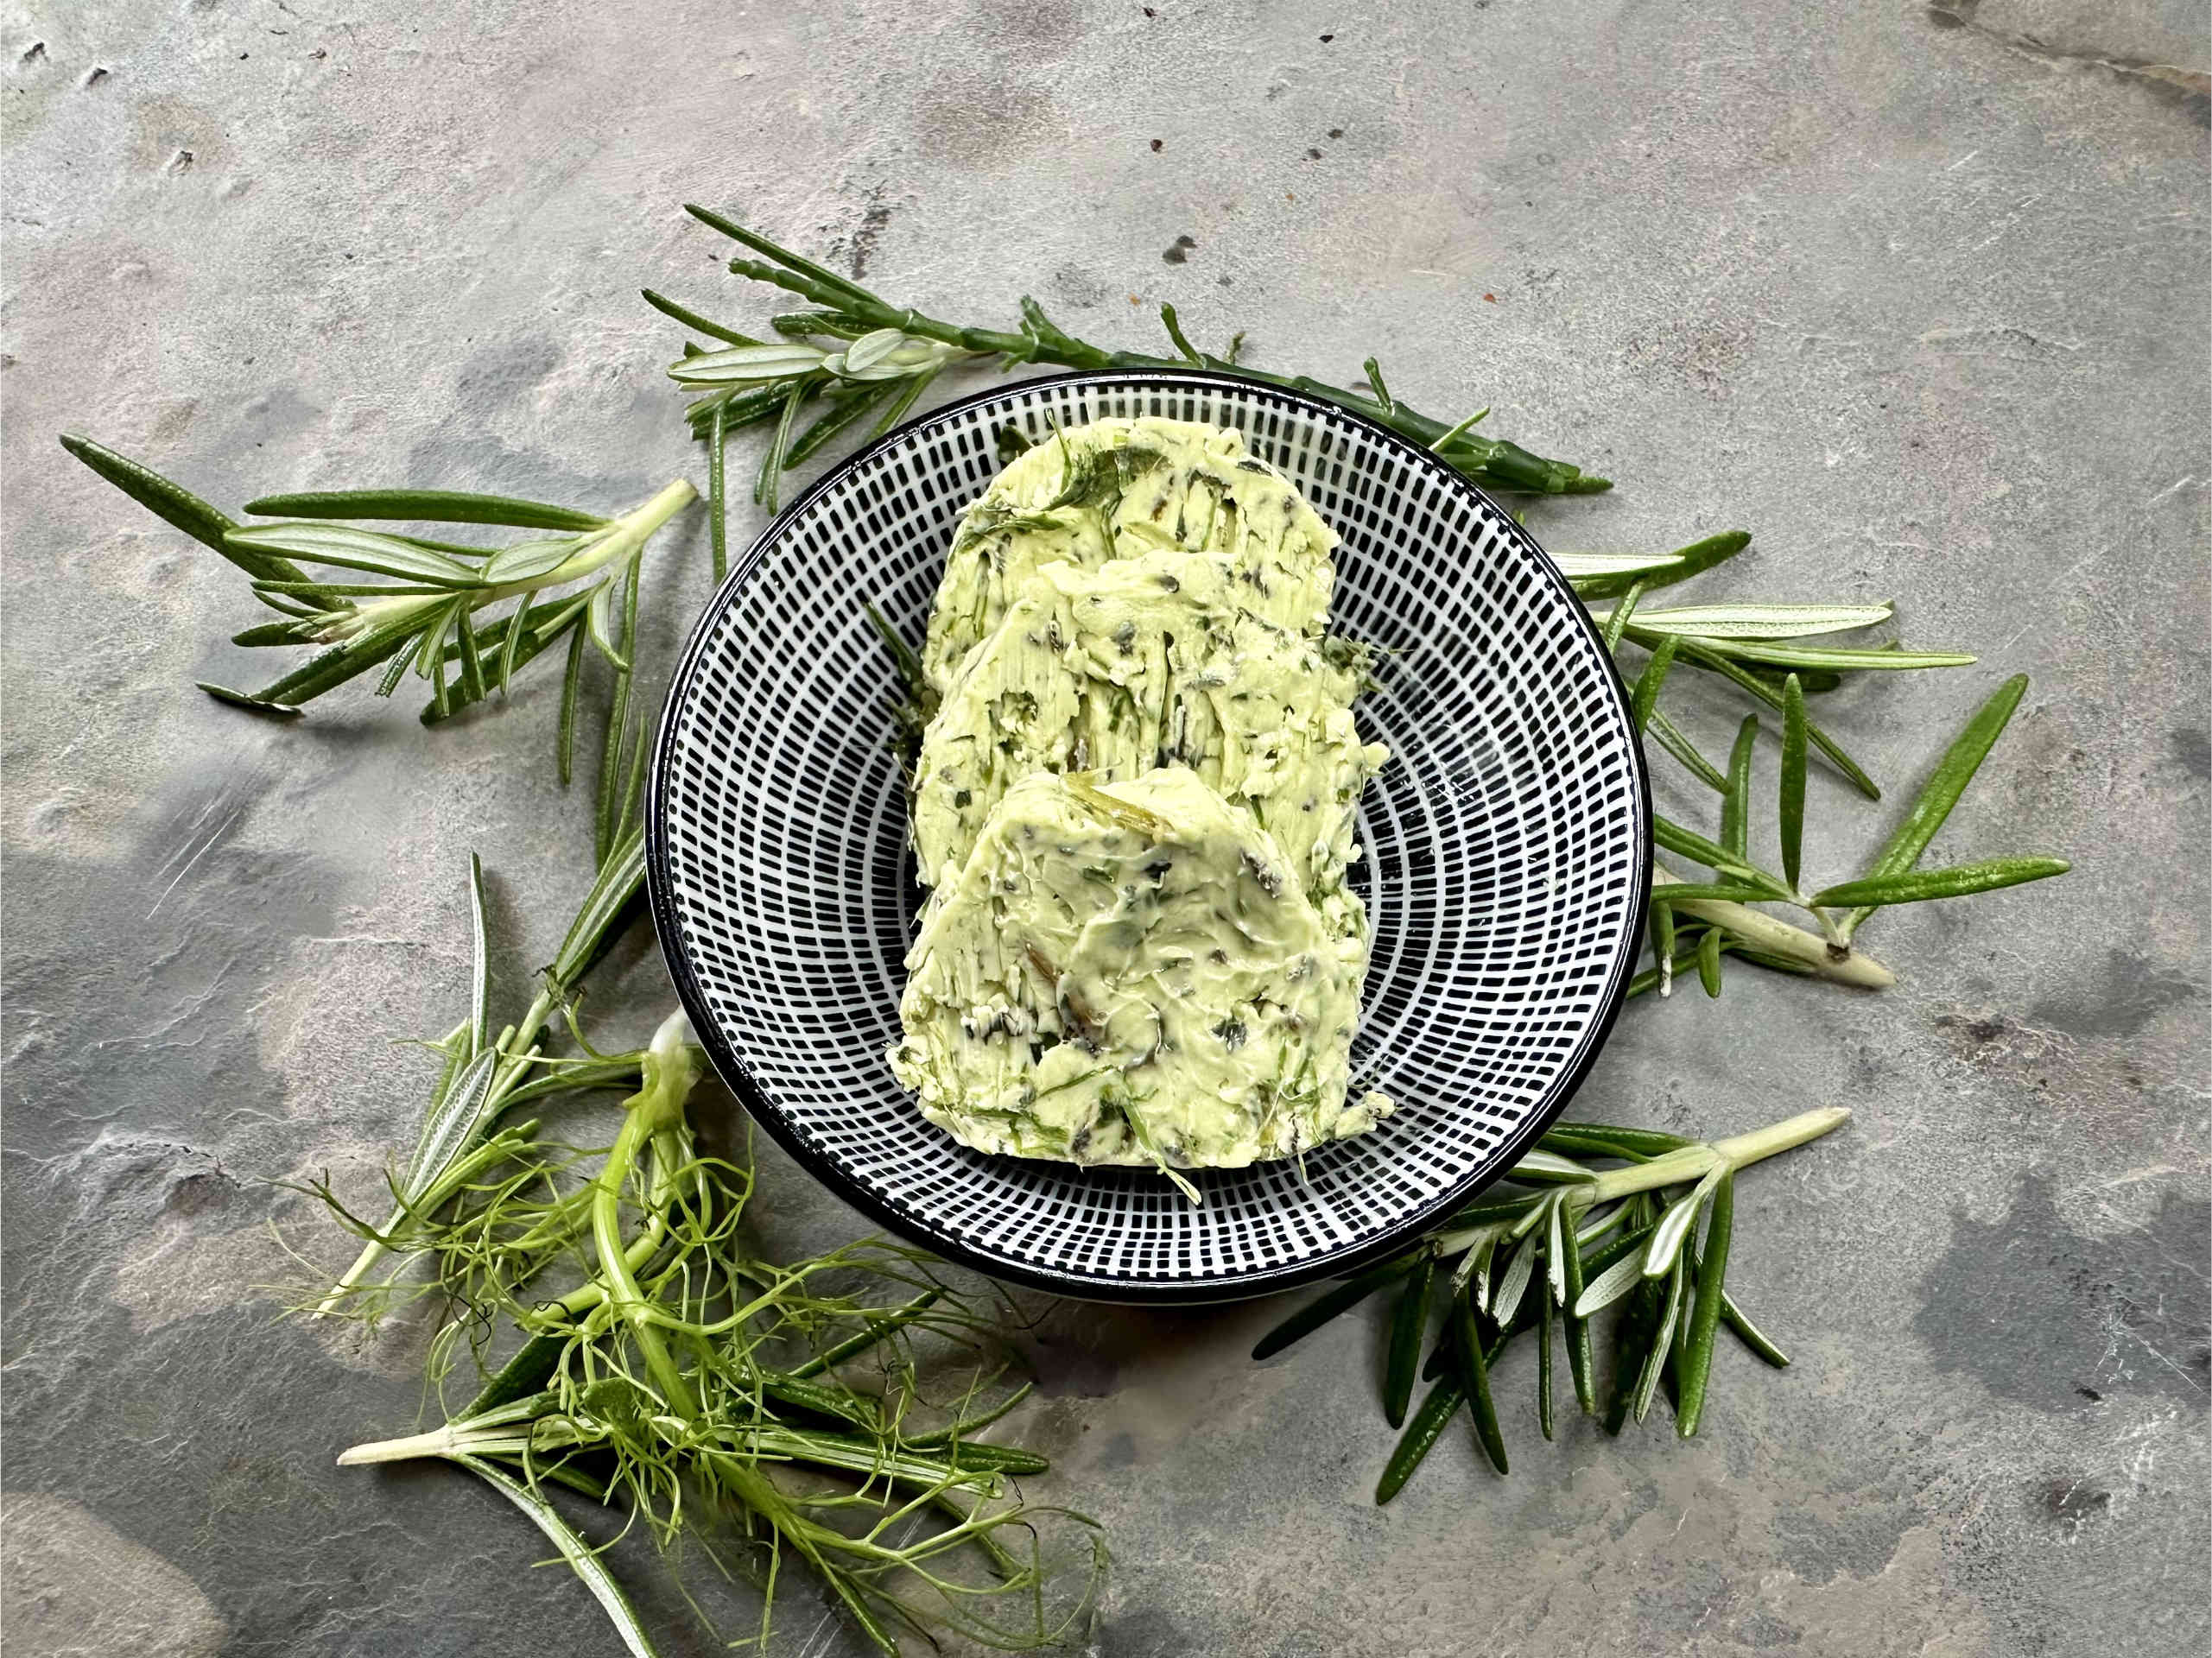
left=647, top=367, right=1653, bottom=1305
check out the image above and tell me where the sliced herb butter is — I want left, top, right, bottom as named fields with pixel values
left=920, top=416, right=1338, bottom=695
left=891, top=417, right=1390, bottom=1186
left=911, top=547, right=1388, bottom=941
left=890, top=768, right=1391, bottom=1179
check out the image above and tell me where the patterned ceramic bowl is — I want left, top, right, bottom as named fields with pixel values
left=648, top=370, right=1650, bottom=1303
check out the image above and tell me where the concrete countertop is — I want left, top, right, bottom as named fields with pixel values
left=3, top=3, right=2205, bottom=1654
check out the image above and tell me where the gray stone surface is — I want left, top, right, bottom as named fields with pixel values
left=3, top=2, right=2206, bottom=1654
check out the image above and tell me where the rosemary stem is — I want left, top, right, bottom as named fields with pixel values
left=1707, top=1105, right=1853, bottom=1171
left=1653, top=864, right=1893, bottom=990
left=1430, top=1107, right=1849, bottom=1257
left=712, top=247, right=1604, bottom=493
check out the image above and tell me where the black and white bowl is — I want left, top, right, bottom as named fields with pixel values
left=647, top=370, right=1651, bottom=1304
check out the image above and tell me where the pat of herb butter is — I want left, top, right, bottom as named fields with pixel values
left=911, top=547, right=1388, bottom=943
left=920, top=417, right=1338, bottom=696
left=891, top=768, right=1391, bottom=1177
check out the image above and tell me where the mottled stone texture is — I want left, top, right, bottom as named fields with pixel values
left=3, top=2, right=2205, bottom=1655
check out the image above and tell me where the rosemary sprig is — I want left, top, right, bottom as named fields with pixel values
left=1631, top=669, right=2067, bottom=993
left=652, top=218, right=2065, bottom=995
left=59, top=434, right=693, bottom=782
left=652, top=206, right=1605, bottom=498
left=1255, top=1110, right=1848, bottom=1500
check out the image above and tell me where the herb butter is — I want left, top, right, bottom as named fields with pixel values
left=891, top=768, right=1391, bottom=1175
left=891, top=418, right=1391, bottom=1185
left=920, top=417, right=1338, bottom=696
left=911, top=547, right=1388, bottom=942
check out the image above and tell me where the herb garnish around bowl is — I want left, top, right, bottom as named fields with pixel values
left=57, top=206, right=2075, bottom=1653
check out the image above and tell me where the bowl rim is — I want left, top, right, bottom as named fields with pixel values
left=647, top=367, right=1652, bottom=1304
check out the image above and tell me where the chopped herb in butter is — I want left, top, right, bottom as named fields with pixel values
left=892, top=417, right=1391, bottom=1187
left=920, top=417, right=1338, bottom=695
left=891, top=769, right=1391, bottom=1179
left=912, top=548, right=1388, bottom=940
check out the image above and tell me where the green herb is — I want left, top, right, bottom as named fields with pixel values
left=656, top=217, right=2064, bottom=1001
left=65, top=208, right=2080, bottom=1574
left=58, top=434, right=693, bottom=784
left=653, top=207, right=1603, bottom=497
left=308, top=863, right=1105, bottom=1655
left=1253, top=1110, right=1847, bottom=1501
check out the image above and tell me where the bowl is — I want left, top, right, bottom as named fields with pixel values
left=647, top=370, right=1650, bottom=1303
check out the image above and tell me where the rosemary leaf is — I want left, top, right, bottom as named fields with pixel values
left=1376, top=1376, right=1462, bottom=1504
left=1779, top=674, right=1808, bottom=891
left=1676, top=642, right=1881, bottom=799
left=1451, top=1294, right=1509, bottom=1475
left=1384, top=1250, right=1434, bottom=1429
left=1809, top=857, right=2071, bottom=909
left=1649, top=708, right=1728, bottom=792
left=197, top=681, right=305, bottom=718
left=1697, top=926, right=1724, bottom=997
left=1675, top=1170, right=1736, bottom=1437
left=243, top=489, right=607, bottom=532
left=60, top=433, right=308, bottom=585
left=1251, top=1256, right=1417, bottom=1360
left=1722, top=715, right=1759, bottom=860
left=1838, top=674, right=2029, bottom=942
left=1574, top=529, right=1750, bottom=599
